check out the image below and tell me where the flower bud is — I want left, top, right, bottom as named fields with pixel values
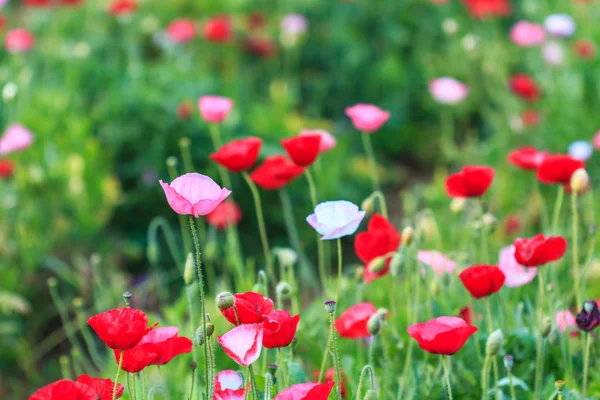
left=47, top=277, right=57, bottom=288
left=276, top=282, right=292, bottom=299
left=389, top=252, right=404, bottom=277
left=361, top=195, right=376, bottom=215
left=450, top=198, right=466, bottom=214
left=367, top=313, right=383, bottom=336
left=72, top=297, right=84, bottom=309
left=194, top=326, right=205, bottom=346
left=367, top=256, right=387, bottom=274
left=324, top=300, right=336, bottom=314
left=206, top=322, right=215, bottom=338
left=570, top=168, right=589, bottom=193
left=354, top=266, right=365, bottom=281
left=401, top=226, right=414, bottom=246
left=503, top=355, right=514, bottom=372
left=184, top=253, right=195, bottom=285
left=364, top=390, right=378, bottom=400
left=252, top=282, right=266, bottom=294
left=540, top=317, right=552, bottom=338
left=147, top=243, right=159, bottom=264
left=190, top=361, right=198, bottom=370
left=274, top=248, right=298, bottom=266
left=122, top=291, right=132, bottom=307
left=555, top=380, right=565, bottom=392
left=179, top=137, right=191, bottom=149
left=166, top=156, right=178, bottom=168
left=376, top=308, right=389, bottom=321
left=486, top=329, right=504, bottom=356
left=216, top=292, right=234, bottom=311
left=268, top=364, right=278, bottom=376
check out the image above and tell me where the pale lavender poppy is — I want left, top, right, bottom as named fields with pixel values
left=306, top=200, right=365, bottom=240
left=498, top=245, right=537, bottom=287
left=418, top=250, right=457, bottom=276
left=568, top=140, right=593, bottom=161
left=0, top=124, right=34, bottom=155
left=544, top=14, right=575, bottom=38
left=281, top=14, right=308, bottom=36
left=159, top=172, right=231, bottom=217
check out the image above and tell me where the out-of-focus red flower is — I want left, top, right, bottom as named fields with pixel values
left=176, top=101, right=194, bottom=120
left=244, top=36, right=277, bottom=58
left=247, top=12, right=267, bottom=30
left=313, top=368, right=347, bottom=397
left=334, top=302, right=377, bottom=339
left=458, top=306, right=474, bottom=326
left=4, top=28, right=35, bottom=53
left=521, top=110, right=540, bottom=127
left=0, top=160, right=14, bottom=178
left=29, top=380, right=98, bottom=400
left=281, top=134, right=322, bottom=167
left=250, top=155, right=304, bottom=190
left=503, top=214, right=522, bottom=235
left=210, top=137, right=263, bottom=173
left=513, top=234, right=567, bottom=267
left=87, top=308, right=157, bottom=350
left=207, top=201, right=242, bottom=230
left=0, top=14, right=6, bottom=32
left=461, top=0, right=511, bottom=18
left=459, top=265, right=506, bottom=299
left=275, top=382, right=335, bottom=400
left=510, top=74, right=541, bottom=102
left=444, top=166, right=495, bottom=198
left=167, top=19, right=196, bottom=43
left=354, top=214, right=401, bottom=282
left=135, top=326, right=192, bottom=365
left=536, top=154, right=585, bottom=185
left=508, top=146, right=547, bottom=171
left=24, top=0, right=82, bottom=6
left=76, top=374, right=124, bottom=400
left=263, top=310, right=300, bottom=349
left=218, top=323, right=264, bottom=366
left=574, top=40, right=595, bottom=59
left=203, top=16, right=233, bottom=43
left=114, top=343, right=158, bottom=373
left=108, top=0, right=137, bottom=17
left=407, top=316, right=478, bottom=355
left=220, top=292, right=274, bottom=325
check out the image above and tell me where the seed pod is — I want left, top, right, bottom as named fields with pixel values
left=324, top=300, right=336, bottom=314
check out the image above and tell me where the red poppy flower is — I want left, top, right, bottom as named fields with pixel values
left=354, top=214, right=401, bottom=283
left=536, top=154, right=585, bottom=185
left=507, top=146, right=547, bottom=171
left=250, top=155, right=304, bottom=190
left=281, top=134, right=322, bottom=167
left=167, top=19, right=196, bottom=43
left=458, top=306, right=474, bottom=326
left=444, top=166, right=495, bottom=198
left=459, top=265, right=505, bottom=299
left=521, top=110, right=540, bottom=128
left=87, top=308, right=157, bottom=350
left=114, top=343, right=158, bottom=373
left=136, top=326, right=193, bottom=365
left=24, top=0, right=82, bottom=6
left=0, top=160, right=14, bottom=178
left=76, top=374, right=124, bottom=400
left=503, top=214, right=521, bottom=235
left=108, top=0, right=137, bottom=16
left=244, top=36, right=277, bottom=58
left=220, top=292, right=274, bottom=325
left=207, top=200, right=242, bottom=230
left=218, top=323, right=264, bottom=366
left=29, top=380, right=97, bottom=400
left=513, top=234, right=567, bottom=267
left=574, top=40, right=595, bottom=60
left=315, top=368, right=347, bottom=398
left=210, top=137, right=263, bottom=173
left=510, top=74, right=541, bottom=103
left=203, top=16, right=233, bottom=43
left=407, top=316, right=478, bottom=355
left=176, top=101, right=194, bottom=120
left=215, top=389, right=245, bottom=400
left=461, top=0, right=511, bottom=18
left=247, top=12, right=267, bottom=30
left=262, top=310, right=300, bottom=349
left=334, top=302, right=377, bottom=339
left=275, top=382, right=335, bottom=400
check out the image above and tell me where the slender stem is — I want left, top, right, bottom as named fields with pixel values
left=329, top=313, right=343, bottom=400
left=317, top=335, right=331, bottom=383
left=356, top=365, right=376, bottom=400
left=188, top=369, right=195, bottom=400
left=242, top=172, right=274, bottom=280
left=441, top=355, right=454, bottom=400
left=132, top=373, right=137, bottom=400
left=113, top=351, right=124, bottom=400
left=208, top=336, right=216, bottom=398
left=277, top=348, right=290, bottom=387
left=185, top=285, right=200, bottom=367
left=335, top=238, right=342, bottom=304
left=305, top=169, right=326, bottom=293
left=248, top=364, right=260, bottom=400
left=534, top=271, right=545, bottom=400
left=551, top=185, right=564, bottom=235
left=481, top=356, right=490, bottom=400
left=141, top=371, right=147, bottom=400
left=368, top=336, right=376, bottom=368
left=484, top=298, right=500, bottom=400
left=188, top=216, right=209, bottom=400
left=571, top=192, right=582, bottom=306
left=582, top=333, right=592, bottom=399
left=360, top=132, right=380, bottom=191
left=507, top=372, right=516, bottom=400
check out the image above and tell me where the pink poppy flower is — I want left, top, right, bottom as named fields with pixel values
left=217, top=323, right=263, bottom=366
left=4, top=28, right=35, bottom=53
left=198, top=95, right=233, bottom=124
left=274, top=382, right=335, bottom=400
left=345, top=104, right=390, bottom=133
left=555, top=310, right=576, bottom=333
left=214, top=370, right=244, bottom=400
left=300, top=130, right=336, bottom=153
left=510, top=21, right=545, bottom=47
left=429, top=78, right=469, bottom=104
left=498, top=245, right=537, bottom=287
left=159, top=173, right=231, bottom=217
left=166, top=19, right=196, bottom=43
left=592, top=131, right=600, bottom=150
left=214, top=389, right=245, bottom=400
left=418, top=250, right=457, bottom=276
left=0, top=124, right=34, bottom=155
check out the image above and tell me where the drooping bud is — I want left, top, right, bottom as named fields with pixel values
left=450, top=198, right=466, bottom=214
left=361, top=194, right=376, bottom=215
left=184, top=253, right=195, bottom=285
left=486, top=329, right=504, bottom=356
left=324, top=300, right=336, bottom=314
left=540, top=317, right=552, bottom=338
left=206, top=322, right=215, bottom=338
left=401, top=226, right=414, bottom=246
left=376, top=308, right=389, bottom=321
left=364, top=390, right=378, bottom=400
left=570, top=168, right=589, bottom=193
left=367, top=313, right=383, bottom=336
left=555, top=380, right=565, bottom=393
left=190, top=361, right=198, bottom=370
left=276, top=282, right=292, bottom=299
left=252, top=282, right=266, bottom=294
left=194, top=326, right=205, bottom=346
left=122, top=291, right=132, bottom=307
left=367, top=256, right=387, bottom=274
left=216, top=292, right=234, bottom=311
left=503, top=355, right=514, bottom=372
left=389, top=251, right=404, bottom=277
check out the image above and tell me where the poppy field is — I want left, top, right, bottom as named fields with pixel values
left=2, top=0, right=600, bottom=399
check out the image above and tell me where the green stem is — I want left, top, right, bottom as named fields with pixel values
left=507, top=372, right=516, bottom=400
left=113, top=351, right=124, bottom=400
left=356, top=365, right=376, bottom=400
left=372, top=190, right=388, bottom=219
left=335, top=238, right=342, bottom=304
left=481, top=356, right=490, bottom=400
left=484, top=298, right=500, bottom=400
left=360, top=132, right=380, bottom=192
left=305, top=168, right=327, bottom=293
left=141, top=371, right=147, bottom=400
left=264, top=373, right=273, bottom=400
left=582, top=333, right=592, bottom=399
left=534, top=271, right=546, bottom=400
left=242, top=172, right=274, bottom=280
left=208, top=336, right=216, bottom=398
left=147, top=216, right=184, bottom=269
left=248, top=364, right=260, bottom=400
left=441, top=355, right=454, bottom=400
left=277, top=348, right=289, bottom=388
left=132, top=373, right=137, bottom=400
left=368, top=336, right=376, bottom=368
left=185, top=285, right=200, bottom=366
left=571, top=192, right=582, bottom=307
left=329, top=313, right=343, bottom=400
left=188, top=216, right=209, bottom=400
left=551, top=185, right=564, bottom=235
left=317, top=335, right=331, bottom=383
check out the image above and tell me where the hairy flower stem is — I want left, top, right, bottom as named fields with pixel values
left=441, top=355, right=454, bottom=400
left=179, top=140, right=206, bottom=245
left=248, top=364, right=260, bottom=400
left=131, top=373, right=137, bottom=400
left=551, top=185, right=564, bottom=235
left=582, top=333, right=592, bottom=399
left=368, top=336, right=376, bottom=368
left=484, top=298, right=500, bottom=400
left=277, top=348, right=290, bottom=388
left=242, top=171, right=274, bottom=280
left=371, top=190, right=388, bottom=219
left=507, top=371, right=516, bottom=400
left=185, top=285, right=200, bottom=366
left=534, top=271, right=546, bottom=400
left=141, top=371, right=147, bottom=400
left=571, top=192, right=582, bottom=307
left=305, top=168, right=326, bottom=293
left=335, top=239, right=343, bottom=303
left=356, top=365, right=376, bottom=400
left=113, top=351, right=124, bottom=400
left=188, top=370, right=195, bottom=400
left=188, top=216, right=209, bottom=400
left=329, top=313, right=343, bottom=400
left=317, top=336, right=331, bottom=383
left=264, top=373, right=273, bottom=400
left=360, top=131, right=380, bottom=192
left=481, top=356, right=490, bottom=400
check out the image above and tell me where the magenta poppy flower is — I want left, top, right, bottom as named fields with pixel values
left=159, top=173, right=231, bottom=217
left=418, top=250, right=457, bottom=276
left=555, top=310, right=576, bottom=333
left=300, top=130, right=336, bottom=153
left=345, top=104, right=390, bottom=133
left=0, top=124, right=34, bottom=155
left=214, top=389, right=245, bottom=400
left=429, top=78, right=469, bottom=104
left=274, top=382, right=335, bottom=400
left=217, top=323, right=263, bottom=366
left=198, top=95, right=233, bottom=123
left=498, top=245, right=537, bottom=287
left=4, top=28, right=35, bottom=53
left=306, top=200, right=366, bottom=240
left=510, top=21, right=545, bottom=47
left=166, top=19, right=196, bottom=43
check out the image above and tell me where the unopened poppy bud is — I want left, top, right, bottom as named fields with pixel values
left=390, top=252, right=404, bottom=277
left=430, top=280, right=440, bottom=296
left=364, top=389, right=378, bottom=400
left=361, top=195, right=376, bottom=215
left=486, top=329, right=504, bottom=356
left=166, top=156, right=178, bottom=168
left=206, top=322, right=215, bottom=338
left=368, top=256, right=387, bottom=273
left=189, top=361, right=198, bottom=370
left=275, top=248, right=298, bottom=266
left=252, top=282, right=266, bottom=294
left=555, top=380, right=565, bottom=392
left=122, top=291, right=132, bottom=307
left=184, top=253, right=195, bottom=285
left=503, top=355, right=514, bottom=372
left=570, top=168, right=589, bottom=193
left=268, top=364, right=278, bottom=376
left=147, top=243, right=158, bottom=264
left=216, top=292, right=234, bottom=310
left=179, top=137, right=191, bottom=148
left=59, top=355, right=69, bottom=367
left=194, top=327, right=205, bottom=346
left=367, top=313, right=383, bottom=336
left=276, top=282, right=292, bottom=299
left=354, top=266, right=365, bottom=281
left=324, top=300, right=336, bottom=314
left=376, top=308, right=389, bottom=321
left=540, top=317, right=552, bottom=338
left=47, top=277, right=57, bottom=288
left=450, top=198, right=466, bottom=214
left=401, top=226, right=414, bottom=245
left=204, top=241, right=218, bottom=262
